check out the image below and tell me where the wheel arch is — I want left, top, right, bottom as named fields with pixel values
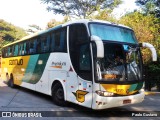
left=51, top=79, right=67, bottom=101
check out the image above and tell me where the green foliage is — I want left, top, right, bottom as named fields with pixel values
left=147, top=62, right=160, bottom=90
left=89, top=8, right=117, bottom=23
left=148, top=63, right=160, bottom=73
left=119, top=12, right=160, bottom=63
left=46, top=16, right=70, bottom=29
left=136, top=0, right=160, bottom=18
left=0, top=19, right=27, bottom=41
left=27, top=24, right=42, bottom=33
left=41, top=0, right=122, bottom=19
left=47, top=19, right=63, bottom=29
left=0, top=19, right=27, bottom=54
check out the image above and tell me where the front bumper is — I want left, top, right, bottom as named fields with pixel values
left=92, top=90, right=145, bottom=110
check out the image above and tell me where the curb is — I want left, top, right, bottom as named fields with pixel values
left=145, top=91, right=160, bottom=95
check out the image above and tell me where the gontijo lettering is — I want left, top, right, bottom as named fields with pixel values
left=9, top=59, right=23, bottom=65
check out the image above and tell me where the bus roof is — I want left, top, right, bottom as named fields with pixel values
left=3, top=19, right=132, bottom=48
left=62, top=19, right=132, bottom=30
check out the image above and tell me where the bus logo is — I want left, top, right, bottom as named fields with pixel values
left=51, top=61, right=66, bottom=69
left=73, top=90, right=88, bottom=103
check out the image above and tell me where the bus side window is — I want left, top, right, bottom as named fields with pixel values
left=46, top=34, right=50, bottom=52
left=5, top=48, right=8, bottom=57
left=51, top=28, right=67, bottom=52
left=33, top=39, right=37, bottom=54
left=22, top=42, right=26, bottom=55
left=2, top=48, right=7, bottom=58
left=40, top=34, right=50, bottom=53
left=51, top=33, right=55, bottom=51
left=26, top=42, right=30, bottom=55
left=12, top=46, right=15, bottom=56
left=37, top=38, right=41, bottom=53
left=79, top=44, right=91, bottom=71
left=59, top=29, right=66, bottom=51
left=29, top=41, right=34, bottom=54
left=18, top=43, right=22, bottom=55
left=29, top=39, right=37, bottom=54
left=55, top=31, right=61, bottom=51
left=2, top=49, right=5, bottom=58
left=8, top=47, right=11, bottom=57
left=10, top=46, right=13, bottom=56
left=14, top=44, right=19, bottom=56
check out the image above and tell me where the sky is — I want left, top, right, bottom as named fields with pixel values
left=0, top=0, right=139, bottom=30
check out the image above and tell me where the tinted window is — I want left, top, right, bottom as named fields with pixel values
left=90, top=23, right=137, bottom=44
left=8, top=46, right=11, bottom=56
left=40, top=35, right=50, bottom=53
left=2, top=48, right=8, bottom=57
left=51, top=27, right=67, bottom=52
left=69, top=24, right=88, bottom=47
left=79, top=44, right=91, bottom=71
left=69, top=24, right=91, bottom=80
left=29, top=39, right=37, bottom=54
left=14, top=45, right=19, bottom=56
left=2, top=28, right=67, bottom=57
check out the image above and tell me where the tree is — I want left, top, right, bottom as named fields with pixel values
left=0, top=19, right=27, bottom=42
left=136, top=0, right=160, bottom=18
left=89, top=8, right=117, bottom=22
left=46, top=16, right=70, bottom=29
left=47, top=19, right=62, bottom=29
left=41, top=0, right=122, bottom=19
left=119, top=12, right=160, bottom=63
left=0, top=19, right=27, bottom=53
left=135, top=0, right=160, bottom=63
left=27, top=24, right=42, bottom=33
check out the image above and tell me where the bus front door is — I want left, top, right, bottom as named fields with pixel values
left=76, top=44, right=93, bottom=108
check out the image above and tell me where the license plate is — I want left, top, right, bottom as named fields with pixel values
left=123, top=99, right=131, bottom=104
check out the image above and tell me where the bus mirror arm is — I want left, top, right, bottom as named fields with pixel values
left=139, top=42, right=157, bottom=61
left=91, top=35, right=104, bottom=58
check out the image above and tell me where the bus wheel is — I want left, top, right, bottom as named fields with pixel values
left=51, top=83, right=66, bottom=106
left=9, top=74, right=15, bottom=88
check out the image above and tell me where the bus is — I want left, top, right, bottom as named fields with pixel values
left=1, top=19, right=157, bottom=109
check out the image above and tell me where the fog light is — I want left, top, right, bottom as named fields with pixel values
left=140, top=89, right=145, bottom=92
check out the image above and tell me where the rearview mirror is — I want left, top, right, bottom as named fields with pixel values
left=139, top=42, right=157, bottom=61
left=91, top=35, right=104, bottom=58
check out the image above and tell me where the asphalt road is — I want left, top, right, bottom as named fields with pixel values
left=0, top=80, right=160, bottom=120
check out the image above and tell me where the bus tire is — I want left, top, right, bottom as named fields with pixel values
left=9, top=74, right=15, bottom=88
left=51, top=82, right=66, bottom=106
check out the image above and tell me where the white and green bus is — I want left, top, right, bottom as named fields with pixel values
left=1, top=19, right=157, bottom=109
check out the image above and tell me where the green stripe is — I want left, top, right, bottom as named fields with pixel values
left=29, top=53, right=50, bottom=84
left=23, top=54, right=50, bottom=84
left=129, top=83, right=138, bottom=92
left=135, top=82, right=143, bottom=91
left=128, top=82, right=144, bottom=92
left=22, top=55, right=39, bottom=82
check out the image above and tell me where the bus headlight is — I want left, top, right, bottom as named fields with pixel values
left=95, top=90, right=114, bottom=97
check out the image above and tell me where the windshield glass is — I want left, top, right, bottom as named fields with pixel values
left=90, top=23, right=138, bottom=44
left=96, top=43, right=142, bottom=82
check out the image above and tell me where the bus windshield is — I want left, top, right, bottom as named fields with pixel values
left=89, top=23, right=138, bottom=44
left=89, top=23, right=142, bottom=83
left=96, top=43, right=143, bottom=82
